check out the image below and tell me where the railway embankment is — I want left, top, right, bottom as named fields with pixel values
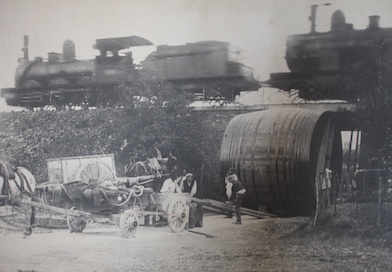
left=0, top=108, right=228, bottom=198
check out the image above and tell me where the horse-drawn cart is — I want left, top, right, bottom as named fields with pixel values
left=30, top=154, right=191, bottom=237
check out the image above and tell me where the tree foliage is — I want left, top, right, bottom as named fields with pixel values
left=0, top=75, right=231, bottom=198
left=353, top=38, right=392, bottom=168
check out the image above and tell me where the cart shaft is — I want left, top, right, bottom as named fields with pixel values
left=15, top=197, right=89, bottom=218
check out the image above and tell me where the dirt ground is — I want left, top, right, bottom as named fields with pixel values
left=1, top=203, right=392, bottom=272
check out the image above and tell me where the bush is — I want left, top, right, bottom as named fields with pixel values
left=0, top=78, right=232, bottom=199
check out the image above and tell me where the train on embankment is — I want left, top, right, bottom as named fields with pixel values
left=267, top=6, right=392, bottom=101
left=1, top=36, right=259, bottom=109
left=221, top=6, right=392, bottom=216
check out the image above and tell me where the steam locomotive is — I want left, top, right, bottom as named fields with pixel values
left=267, top=6, right=392, bottom=101
left=1, top=36, right=259, bottom=109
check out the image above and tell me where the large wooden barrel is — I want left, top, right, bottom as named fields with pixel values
left=220, top=108, right=342, bottom=215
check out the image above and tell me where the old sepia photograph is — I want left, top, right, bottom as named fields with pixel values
left=1, top=0, right=392, bottom=271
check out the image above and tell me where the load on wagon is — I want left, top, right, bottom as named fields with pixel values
left=35, top=154, right=191, bottom=237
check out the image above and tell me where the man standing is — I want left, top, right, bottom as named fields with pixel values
left=226, top=174, right=246, bottom=224
left=224, top=168, right=239, bottom=218
left=160, top=173, right=180, bottom=193
left=180, top=172, right=202, bottom=228
left=180, top=173, right=197, bottom=197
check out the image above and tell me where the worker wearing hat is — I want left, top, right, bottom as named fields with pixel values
left=224, top=168, right=239, bottom=218
left=180, top=173, right=197, bottom=197
left=225, top=167, right=246, bottom=224
left=180, top=172, right=203, bottom=228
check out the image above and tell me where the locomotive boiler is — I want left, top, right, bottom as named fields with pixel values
left=1, top=36, right=153, bottom=108
left=267, top=6, right=392, bottom=101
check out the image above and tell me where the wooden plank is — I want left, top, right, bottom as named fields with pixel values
left=191, top=197, right=276, bottom=218
left=205, top=204, right=265, bottom=218
left=202, top=205, right=227, bottom=215
left=206, top=200, right=273, bottom=218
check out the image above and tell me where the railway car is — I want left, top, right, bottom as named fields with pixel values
left=1, top=36, right=153, bottom=108
left=267, top=6, right=392, bottom=101
left=142, top=41, right=260, bottom=101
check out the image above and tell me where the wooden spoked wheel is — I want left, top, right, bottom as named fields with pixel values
left=75, top=159, right=117, bottom=184
left=119, top=209, right=139, bottom=238
left=127, top=162, right=148, bottom=177
left=167, top=197, right=188, bottom=233
left=66, top=207, right=87, bottom=233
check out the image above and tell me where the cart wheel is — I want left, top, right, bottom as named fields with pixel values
left=126, top=161, right=148, bottom=177
left=167, top=197, right=188, bottom=233
left=75, top=159, right=117, bottom=184
left=66, top=207, right=86, bottom=233
left=119, top=209, right=139, bottom=238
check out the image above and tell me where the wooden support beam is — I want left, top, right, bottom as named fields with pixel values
left=191, top=197, right=276, bottom=218
left=202, top=205, right=227, bottom=214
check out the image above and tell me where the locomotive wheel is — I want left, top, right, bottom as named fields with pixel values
left=66, top=207, right=87, bottom=233
left=119, top=209, right=139, bottom=238
left=75, top=159, right=117, bottom=184
left=167, top=197, right=188, bottom=233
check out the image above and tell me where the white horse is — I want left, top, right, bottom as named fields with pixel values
left=0, top=161, right=37, bottom=235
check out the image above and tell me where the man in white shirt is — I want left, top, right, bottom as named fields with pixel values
left=160, top=173, right=180, bottom=193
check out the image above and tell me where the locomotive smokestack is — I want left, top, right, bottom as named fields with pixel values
left=368, top=15, right=380, bottom=30
left=309, top=5, right=318, bottom=33
left=309, top=3, right=331, bottom=33
left=22, top=35, right=29, bottom=60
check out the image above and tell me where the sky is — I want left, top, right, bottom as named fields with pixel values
left=0, top=0, right=392, bottom=111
